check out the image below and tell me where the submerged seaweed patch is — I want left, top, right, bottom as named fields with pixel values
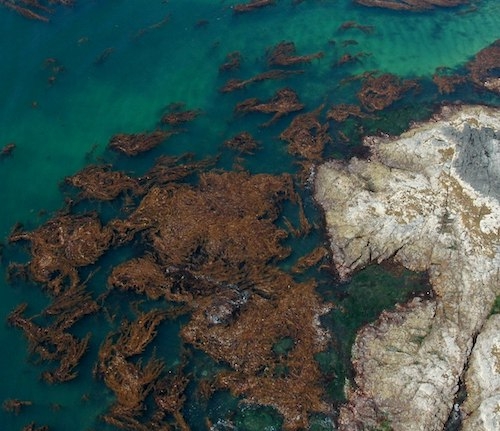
left=6, top=147, right=334, bottom=430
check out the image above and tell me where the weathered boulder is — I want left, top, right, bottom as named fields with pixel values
left=314, top=105, right=500, bottom=430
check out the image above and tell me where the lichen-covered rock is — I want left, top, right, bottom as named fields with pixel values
left=314, top=105, right=500, bottom=431
left=462, top=314, right=500, bottom=431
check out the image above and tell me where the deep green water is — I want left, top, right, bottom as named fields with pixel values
left=1, top=1, right=499, bottom=430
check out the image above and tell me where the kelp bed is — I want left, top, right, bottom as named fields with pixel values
left=5, top=127, right=334, bottom=430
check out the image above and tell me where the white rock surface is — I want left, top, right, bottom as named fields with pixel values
left=462, top=314, right=500, bottom=431
left=314, top=105, right=500, bottom=431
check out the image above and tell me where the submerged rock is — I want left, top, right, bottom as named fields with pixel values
left=314, top=105, right=500, bottom=430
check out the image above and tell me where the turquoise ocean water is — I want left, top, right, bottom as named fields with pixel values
left=1, top=1, right=499, bottom=430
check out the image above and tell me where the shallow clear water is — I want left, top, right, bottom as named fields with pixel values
left=1, top=1, right=499, bottom=430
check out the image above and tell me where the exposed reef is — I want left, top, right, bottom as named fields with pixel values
left=315, top=105, right=500, bottom=430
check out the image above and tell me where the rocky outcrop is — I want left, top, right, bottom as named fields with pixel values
left=314, top=105, right=500, bottom=430
left=462, top=314, right=500, bottom=431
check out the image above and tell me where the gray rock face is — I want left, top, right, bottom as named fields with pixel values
left=451, top=124, right=500, bottom=201
left=314, top=105, right=500, bottom=431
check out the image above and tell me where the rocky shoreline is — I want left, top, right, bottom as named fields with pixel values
left=314, top=105, right=500, bottom=430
